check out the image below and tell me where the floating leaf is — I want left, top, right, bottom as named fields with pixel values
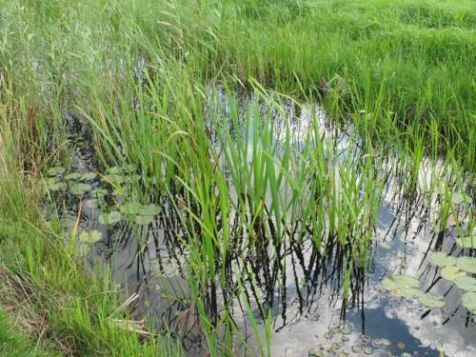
left=441, top=266, right=466, bottom=281
left=92, top=188, right=108, bottom=198
left=65, top=172, right=81, bottom=181
left=456, top=236, right=476, bottom=249
left=418, top=293, right=445, bottom=308
left=69, top=183, right=92, bottom=196
left=103, top=174, right=125, bottom=185
left=139, top=204, right=161, bottom=216
left=453, top=276, right=476, bottom=292
left=99, top=211, right=122, bottom=225
left=135, top=215, right=154, bottom=225
left=399, top=287, right=424, bottom=298
left=47, top=166, right=66, bottom=176
left=429, top=252, right=456, bottom=268
left=45, top=179, right=67, bottom=192
left=382, top=275, right=422, bottom=298
left=456, top=257, right=476, bottom=274
left=120, top=202, right=141, bottom=216
left=462, top=292, right=476, bottom=314
left=79, top=230, right=102, bottom=244
left=382, top=275, right=420, bottom=290
left=79, top=172, right=98, bottom=181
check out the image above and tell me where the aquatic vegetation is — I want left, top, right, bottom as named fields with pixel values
left=47, top=167, right=66, bottom=177
left=456, top=236, right=476, bottom=249
left=429, top=252, right=457, bottom=268
left=418, top=294, right=446, bottom=309
left=69, top=183, right=93, bottom=196
left=441, top=266, right=467, bottom=282
left=0, top=0, right=475, bottom=354
left=453, top=277, right=476, bottom=292
left=98, top=211, right=122, bottom=226
left=382, top=275, right=421, bottom=292
left=462, top=292, right=476, bottom=314
left=79, top=172, right=98, bottom=181
left=79, top=230, right=102, bottom=244
left=456, top=257, right=476, bottom=274
left=382, top=274, right=446, bottom=308
left=42, top=178, right=67, bottom=193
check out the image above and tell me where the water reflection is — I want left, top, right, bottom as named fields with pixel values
left=45, top=91, right=475, bottom=356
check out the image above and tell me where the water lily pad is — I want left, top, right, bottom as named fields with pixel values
left=120, top=202, right=141, bottom=216
left=453, top=276, right=476, bottom=292
left=382, top=275, right=420, bottom=294
left=45, top=179, right=67, bottom=192
left=98, top=211, right=122, bottom=225
left=456, top=257, right=476, bottom=274
left=399, top=287, right=423, bottom=298
left=462, top=292, right=476, bottom=314
left=441, top=266, right=466, bottom=281
left=418, top=293, right=445, bottom=308
left=47, top=166, right=66, bottom=176
left=79, top=230, right=102, bottom=244
left=102, top=174, right=125, bottom=185
left=456, top=236, right=476, bottom=249
left=92, top=188, right=108, bottom=198
left=429, top=252, right=456, bottom=268
left=79, top=172, right=97, bottom=181
left=69, top=183, right=92, bottom=196
left=135, top=214, right=154, bottom=225
left=140, top=203, right=161, bottom=216
left=65, top=172, right=81, bottom=181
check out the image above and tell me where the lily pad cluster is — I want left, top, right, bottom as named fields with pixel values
left=119, top=202, right=161, bottom=225
left=79, top=229, right=103, bottom=244
left=428, top=251, right=476, bottom=314
left=42, top=166, right=97, bottom=196
left=381, top=275, right=445, bottom=308
left=44, top=165, right=162, bottom=228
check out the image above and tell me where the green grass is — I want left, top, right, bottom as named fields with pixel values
left=0, top=0, right=475, bottom=355
left=0, top=308, right=57, bottom=357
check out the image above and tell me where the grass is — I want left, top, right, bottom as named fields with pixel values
left=0, top=308, right=57, bottom=357
left=0, top=0, right=475, bottom=355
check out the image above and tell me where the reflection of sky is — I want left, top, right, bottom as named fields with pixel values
left=267, top=178, right=476, bottom=356
left=73, top=88, right=475, bottom=356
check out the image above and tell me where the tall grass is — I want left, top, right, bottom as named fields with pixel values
left=0, top=0, right=475, bottom=354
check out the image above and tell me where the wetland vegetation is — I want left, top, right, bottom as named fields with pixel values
left=0, top=0, right=475, bottom=356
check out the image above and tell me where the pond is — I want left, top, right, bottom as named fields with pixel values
left=42, top=89, right=475, bottom=356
